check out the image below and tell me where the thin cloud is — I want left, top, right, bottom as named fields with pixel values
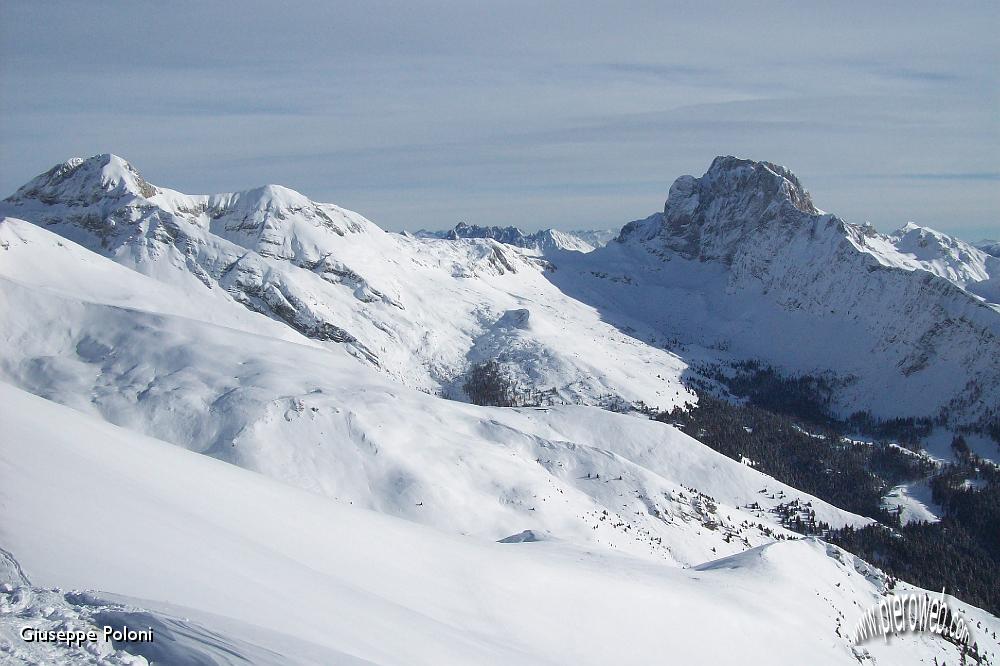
left=1, top=2, right=996, bottom=240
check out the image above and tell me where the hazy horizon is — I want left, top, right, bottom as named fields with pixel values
left=2, top=1, right=997, bottom=241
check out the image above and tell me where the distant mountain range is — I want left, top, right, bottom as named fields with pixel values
left=411, top=222, right=617, bottom=253
left=977, top=239, right=1000, bottom=258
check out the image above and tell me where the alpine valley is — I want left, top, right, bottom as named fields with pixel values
left=2, top=154, right=999, bottom=665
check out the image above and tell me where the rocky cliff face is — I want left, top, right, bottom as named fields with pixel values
left=620, top=156, right=819, bottom=262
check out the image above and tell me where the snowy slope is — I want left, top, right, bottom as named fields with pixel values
left=3, top=382, right=998, bottom=666
left=0, top=217, right=868, bottom=569
left=881, top=479, right=942, bottom=526
left=879, top=222, right=1000, bottom=304
left=1, top=155, right=692, bottom=412
left=567, top=228, right=619, bottom=248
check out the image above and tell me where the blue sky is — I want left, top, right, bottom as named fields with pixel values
left=2, top=1, right=997, bottom=240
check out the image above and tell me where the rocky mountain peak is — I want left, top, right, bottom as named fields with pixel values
left=5, top=153, right=157, bottom=206
left=663, top=156, right=818, bottom=230
left=619, top=156, right=823, bottom=260
left=1, top=154, right=374, bottom=268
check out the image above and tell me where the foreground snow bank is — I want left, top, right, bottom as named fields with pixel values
left=3, top=383, right=998, bottom=665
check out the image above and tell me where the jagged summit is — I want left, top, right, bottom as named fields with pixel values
left=6, top=153, right=158, bottom=206
left=448, top=221, right=528, bottom=243
left=693, top=156, right=818, bottom=217
left=619, top=156, right=825, bottom=261
left=616, top=156, right=995, bottom=304
left=613, top=156, right=998, bottom=300
left=674, top=155, right=818, bottom=221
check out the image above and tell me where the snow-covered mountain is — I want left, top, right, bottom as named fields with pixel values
left=5, top=153, right=999, bottom=427
left=567, top=228, right=619, bottom=248
left=550, top=156, right=1000, bottom=426
left=978, top=239, right=1000, bottom=258
left=0, top=154, right=693, bottom=410
left=615, top=158, right=999, bottom=307
left=413, top=222, right=599, bottom=253
left=8, top=154, right=998, bottom=431
left=3, top=153, right=1000, bottom=664
left=881, top=222, right=1000, bottom=304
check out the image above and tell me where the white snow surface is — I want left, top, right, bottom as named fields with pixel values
left=881, top=479, right=943, bottom=526
left=3, top=383, right=999, bottom=666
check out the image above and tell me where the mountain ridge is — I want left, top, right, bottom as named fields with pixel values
left=1, top=153, right=696, bottom=411
left=4, top=153, right=998, bottom=430
left=412, top=222, right=605, bottom=253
